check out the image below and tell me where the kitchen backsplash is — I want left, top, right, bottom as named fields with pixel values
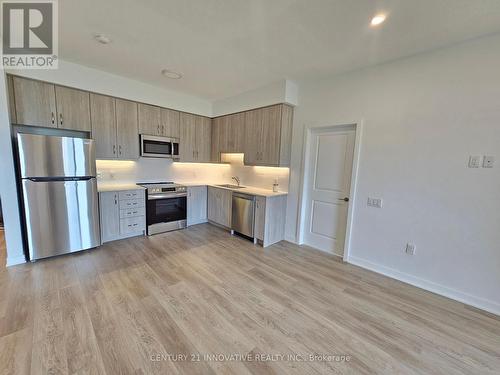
left=96, top=153, right=289, bottom=192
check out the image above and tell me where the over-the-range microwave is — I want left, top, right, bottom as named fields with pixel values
left=140, top=134, right=179, bottom=159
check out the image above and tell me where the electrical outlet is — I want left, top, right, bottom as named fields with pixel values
left=405, top=243, right=416, bottom=255
left=367, top=197, right=382, bottom=208
left=483, top=156, right=495, bottom=168
left=468, top=155, right=482, bottom=168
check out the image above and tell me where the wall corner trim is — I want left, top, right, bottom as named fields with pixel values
left=347, top=255, right=500, bottom=317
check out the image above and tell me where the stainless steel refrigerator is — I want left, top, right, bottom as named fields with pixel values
left=17, top=133, right=100, bottom=260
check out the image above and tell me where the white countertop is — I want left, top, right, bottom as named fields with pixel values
left=97, top=182, right=146, bottom=192
left=97, top=181, right=287, bottom=197
left=181, top=182, right=288, bottom=198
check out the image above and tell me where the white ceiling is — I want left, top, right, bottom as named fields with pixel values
left=60, top=0, right=500, bottom=100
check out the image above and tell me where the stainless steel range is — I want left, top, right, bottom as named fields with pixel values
left=137, top=182, right=187, bottom=235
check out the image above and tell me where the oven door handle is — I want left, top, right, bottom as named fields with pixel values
left=148, top=193, right=187, bottom=200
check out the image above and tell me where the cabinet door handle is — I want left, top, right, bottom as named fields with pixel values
left=114, top=194, right=117, bottom=204
left=59, top=113, right=63, bottom=126
left=51, top=112, right=55, bottom=125
left=119, top=145, right=122, bottom=155
left=113, top=145, right=116, bottom=154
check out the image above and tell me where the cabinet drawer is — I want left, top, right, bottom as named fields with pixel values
left=119, top=190, right=143, bottom=200
left=119, top=198, right=144, bottom=209
left=120, top=216, right=145, bottom=234
left=120, top=206, right=145, bottom=219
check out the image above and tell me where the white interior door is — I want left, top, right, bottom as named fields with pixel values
left=303, top=126, right=355, bottom=256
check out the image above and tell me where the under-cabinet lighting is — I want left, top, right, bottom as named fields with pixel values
left=252, top=166, right=290, bottom=174
left=96, top=160, right=136, bottom=170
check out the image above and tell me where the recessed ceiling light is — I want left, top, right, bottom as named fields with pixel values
left=370, top=14, right=387, bottom=27
left=161, top=69, right=182, bottom=79
left=94, top=34, right=112, bottom=44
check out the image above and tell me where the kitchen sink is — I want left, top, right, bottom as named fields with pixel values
left=216, top=184, right=245, bottom=189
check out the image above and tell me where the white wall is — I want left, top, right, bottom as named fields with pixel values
left=8, top=59, right=212, bottom=116
left=0, top=72, right=25, bottom=266
left=212, top=79, right=298, bottom=116
left=287, top=34, right=500, bottom=314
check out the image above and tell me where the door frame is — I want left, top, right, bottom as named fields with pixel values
left=297, top=121, right=363, bottom=261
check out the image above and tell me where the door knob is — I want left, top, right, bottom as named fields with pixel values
left=338, top=197, right=349, bottom=202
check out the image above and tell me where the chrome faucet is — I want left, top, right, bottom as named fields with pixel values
left=232, top=176, right=241, bottom=186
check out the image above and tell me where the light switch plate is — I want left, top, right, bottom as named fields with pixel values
left=483, top=156, right=495, bottom=168
left=468, top=155, right=482, bottom=168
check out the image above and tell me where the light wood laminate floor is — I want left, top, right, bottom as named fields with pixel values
left=0, top=224, right=499, bottom=374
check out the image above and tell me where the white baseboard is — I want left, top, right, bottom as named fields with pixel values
left=6, top=255, right=26, bottom=267
left=347, top=256, right=500, bottom=316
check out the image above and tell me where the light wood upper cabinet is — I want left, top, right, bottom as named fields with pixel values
left=243, top=108, right=263, bottom=165
left=221, top=112, right=245, bottom=153
left=116, top=99, right=139, bottom=159
left=180, top=113, right=197, bottom=162
left=55, top=86, right=91, bottom=131
left=278, top=105, right=294, bottom=166
left=138, top=104, right=161, bottom=136
left=244, top=104, right=293, bottom=167
left=198, top=116, right=212, bottom=162
left=91, top=95, right=139, bottom=160
left=90, top=93, right=117, bottom=159
left=13, top=76, right=57, bottom=127
left=161, top=108, right=180, bottom=138
left=211, top=117, right=222, bottom=162
left=259, top=105, right=282, bottom=166
left=199, top=103, right=294, bottom=166
left=179, top=113, right=212, bottom=162
left=211, top=113, right=245, bottom=160
left=12, top=76, right=93, bottom=132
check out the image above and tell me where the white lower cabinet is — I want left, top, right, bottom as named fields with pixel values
left=187, top=186, right=208, bottom=226
left=99, top=189, right=146, bottom=243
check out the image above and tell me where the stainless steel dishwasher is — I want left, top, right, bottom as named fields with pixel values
left=231, top=192, right=256, bottom=239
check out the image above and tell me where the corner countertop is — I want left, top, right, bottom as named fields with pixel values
left=97, top=182, right=146, bottom=193
left=96, top=181, right=287, bottom=198
left=181, top=182, right=288, bottom=198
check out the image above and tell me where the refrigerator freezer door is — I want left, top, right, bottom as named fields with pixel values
left=22, top=178, right=100, bottom=260
left=17, top=133, right=96, bottom=178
